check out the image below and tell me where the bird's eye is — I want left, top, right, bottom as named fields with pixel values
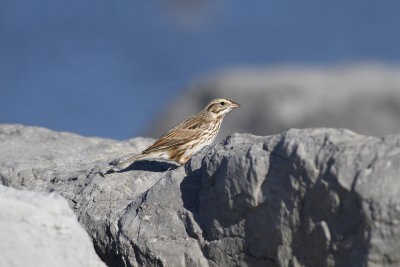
left=220, top=102, right=225, bottom=106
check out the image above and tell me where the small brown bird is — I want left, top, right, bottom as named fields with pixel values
left=107, top=98, right=240, bottom=172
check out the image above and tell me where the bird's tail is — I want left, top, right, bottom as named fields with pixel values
left=100, top=153, right=146, bottom=175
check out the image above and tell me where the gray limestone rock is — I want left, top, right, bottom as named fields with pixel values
left=187, top=129, right=400, bottom=266
left=1, top=124, right=400, bottom=267
left=0, top=124, right=207, bottom=266
left=0, top=184, right=105, bottom=267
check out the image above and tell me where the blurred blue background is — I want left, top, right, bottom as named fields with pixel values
left=1, top=0, right=400, bottom=140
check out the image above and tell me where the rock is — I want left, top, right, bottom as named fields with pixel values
left=1, top=123, right=400, bottom=267
left=145, top=64, right=400, bottom=141
left=0, top=124, right=207, bottom=266
left=189, top=129, right=400, bottom=266
left=0, top=184, right=105, bottom=267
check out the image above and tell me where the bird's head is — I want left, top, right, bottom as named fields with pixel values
left=204, top=98, right=240, bottom=118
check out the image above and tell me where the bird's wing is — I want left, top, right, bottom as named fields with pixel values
left=142, top=116, right=207, bottom=154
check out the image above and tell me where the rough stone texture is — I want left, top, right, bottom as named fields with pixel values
left=1, top=124, right=400, bottom=267
left=188, top=130, right=400, bottom=267
left=0, top=184, right=106, bottom=267
left=145, top=64, right=400, bottom=141
left=0, top=124, right=207, bottom=267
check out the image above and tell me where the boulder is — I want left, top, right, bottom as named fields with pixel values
left=0, top=184, right=105, bottom=267
left=1, top=124, right=399, bottom=266
left=187, top=129, right=400, bottom=266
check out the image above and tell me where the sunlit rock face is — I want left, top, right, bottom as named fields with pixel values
left=0, top=184, right=106, bottom=267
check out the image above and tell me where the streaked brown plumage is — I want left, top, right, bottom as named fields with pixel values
left=108, top=98, right=240, bottom=172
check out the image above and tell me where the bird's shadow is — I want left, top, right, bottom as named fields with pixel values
left=106, top=160, right=180, bottom=174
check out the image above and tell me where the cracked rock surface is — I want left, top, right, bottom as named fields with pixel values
left=1, top=124, right=399, bottom=266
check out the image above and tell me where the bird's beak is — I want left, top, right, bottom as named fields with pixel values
left=231, top=101, right=240, bottom=109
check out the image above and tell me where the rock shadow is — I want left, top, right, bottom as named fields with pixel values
left=107, top=160, right=179, bottom=174
left=180, top=167, right=202, bottom=213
